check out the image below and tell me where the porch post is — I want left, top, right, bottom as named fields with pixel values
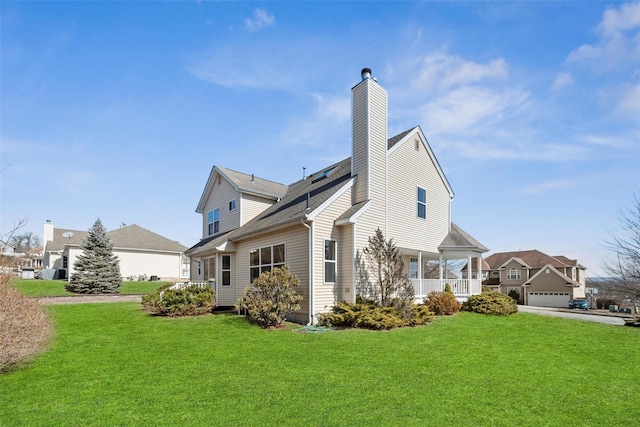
left=439, top=253, right=443, bottom=280
left=477, top=255, right=483, bottom=295
left=468, top=255, right=472, bottom=294
left=418, top=251, right=422, bottom=297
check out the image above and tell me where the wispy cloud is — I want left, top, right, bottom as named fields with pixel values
left=518, top=179, right=575, bottom=195
left=551, top=72, right=573, bottom=91
left=567, top=1, right=640, bottom=69
left=245, top=8, right=275, bottom=32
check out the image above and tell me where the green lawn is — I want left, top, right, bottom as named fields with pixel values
left=12, top=279, right=169, bottom=296
left=1, top=304, right=638, bottom=426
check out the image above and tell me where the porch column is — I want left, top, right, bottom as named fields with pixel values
left=477, top=255, right=483, bottom=282
left=439, top=253, right=443, bottom=280
left=418, top=251, right=422, bottom=297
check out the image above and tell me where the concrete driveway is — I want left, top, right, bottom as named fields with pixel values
left=518, top=305, right=627, bottom=326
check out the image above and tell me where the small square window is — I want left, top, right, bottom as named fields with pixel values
left=229, top=199, right=236, bottom=211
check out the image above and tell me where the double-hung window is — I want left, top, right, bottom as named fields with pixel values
left=229, top=199, right=236, bottom=211
left=507, top=267, right=521, bottom=280
left=250, top=244, right=285, bottom=284
left=221, top=255, right=231, bottom=286
left=208, top=208, right=220, bottom=235
left=417, top=187, right=427, bottom=219
left=409, top=257, right=419, bottom=279
left=324, top=240, right=337, bottom=283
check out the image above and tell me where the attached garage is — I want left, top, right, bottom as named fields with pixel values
left=527, top=292, right=570, bottom=308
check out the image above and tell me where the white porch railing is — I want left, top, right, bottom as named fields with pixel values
left=160, top=281, right=212, bottom=299
left=411, top=279, right=482, bottom=301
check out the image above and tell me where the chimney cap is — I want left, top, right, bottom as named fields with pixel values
left=361, top=68, right=372, bottom=80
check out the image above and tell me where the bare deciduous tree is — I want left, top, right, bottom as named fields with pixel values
left=601, top=193, right=640, bottom=305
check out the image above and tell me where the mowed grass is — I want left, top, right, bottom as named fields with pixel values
left=13, top=279, right=168, bottom=296
left=1, top=304, right=639, bottom=426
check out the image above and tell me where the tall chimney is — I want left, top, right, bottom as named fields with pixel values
left=351, top=68, right=388, bottom=209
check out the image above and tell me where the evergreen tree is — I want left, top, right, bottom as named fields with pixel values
left=66, top=219, right=122, bottom=294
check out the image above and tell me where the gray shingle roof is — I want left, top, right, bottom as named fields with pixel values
left=46, top=224, right=186, bottom=253
left=216, top=166, right=289, bottom=200
left=439, top=223, right=489, bottom=252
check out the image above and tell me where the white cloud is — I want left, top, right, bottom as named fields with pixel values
left=245, top=8, right=275, bottom=32
left=518, top=179, right=575, bottom=195
left=599, top=1, right=640, bottom=37
left=567, top=1, right=640, bottom=67
left=616, top=83, right=640, bottom=114
left=409, top=51, right=508, bottom=91
left=551, top=72, right=573, bottom=91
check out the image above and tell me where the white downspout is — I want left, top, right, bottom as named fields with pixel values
left=301, top=218, right=313, bottom=325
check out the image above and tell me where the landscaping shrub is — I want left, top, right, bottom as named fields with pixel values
left=317, top=298, right=434, bottom=330
left=236, top=266, right=303, bottom=329
left=424, top=290, right=461, bottom=315
left=462, top=291, right=518, bottom=315
left=508, top=289, right=520, bottom=302
left=0, top=273, right=51, bottom=372
left=142, top=284, right=215, bottom=317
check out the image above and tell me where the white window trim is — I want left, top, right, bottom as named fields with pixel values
left=324, top=239, right=337, bottom=284
left=221, top=254, right=231, bottom=286
left=417, top=186, right=427, bottom=220
left=409, top=257, right=419, bottom=279
left=249, top=243, right=286, bottom=284
left=507, top=267, right=521, bottom=280
left=229, top=199, right=236, bottom=212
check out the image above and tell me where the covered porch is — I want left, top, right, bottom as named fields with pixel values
left=403, top=223, right=489, bottom=302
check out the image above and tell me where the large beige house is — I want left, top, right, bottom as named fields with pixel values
left=43, top=221, right=189, bottom=281
left=462, top=249, right=587, bottom=307
left=187, top=68, right=488, bottom=324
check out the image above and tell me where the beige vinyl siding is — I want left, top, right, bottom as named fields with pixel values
left=201, top=176, right=241, bottom=237
left=217, top=253, right=236, bottom=306
left=114, top=250, right=184, bottom=280
left=240, top=193, right=277, bottom=226
left=234, top=226, right=310, bottom=321
left=338, top=224, right=355, bottom=303
left=387, top=133, right=451, bottom=253
left=352, top=81, right=369, bottom=204
left=351, top=78, right=388, bottom=258
left=311, top=189, right=353, bottom=315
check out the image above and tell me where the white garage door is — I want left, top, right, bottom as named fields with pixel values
left=528, top=292, right=570, bottom=308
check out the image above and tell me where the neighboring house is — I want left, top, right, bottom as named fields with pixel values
left=0, top=241, right=43, bottom=274
left=462, top=249, right=586, bottom=307
left=187, top=68, right=488, bottom=324
left=43, top=221, right=189, bottom=281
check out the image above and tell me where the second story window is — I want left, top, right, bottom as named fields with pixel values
left=229, top=199, right=236, bottom=211
left=417, top=187, right=427, bottom=219
left=507, top=267, right=521, bottom=280
left=208, top=208, right=220, bottom=235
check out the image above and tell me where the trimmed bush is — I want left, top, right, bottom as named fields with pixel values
left=462, top=291, right=518, bottom=315
left=425, top=290, right=461, bottom=316
left=236, top=266, right=303, bottom=329
left=142, top=284, right=215, bottom=317
left=318, top=298, right=434, bottom=330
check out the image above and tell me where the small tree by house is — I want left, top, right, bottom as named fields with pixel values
left=359, top=228, right=415, bottom=311
left=66, top=219, right=122, bottom=294
left=237, top=266, right=303, bottom=329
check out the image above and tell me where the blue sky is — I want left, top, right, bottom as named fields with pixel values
left=2, top=1, right=639, bottom=276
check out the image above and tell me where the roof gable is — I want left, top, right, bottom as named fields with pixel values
left=525, top=263, right=581, bottom=287
left=387, top=126, right=454, bottom=199
left=196, top=166, right=288, bottom=213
